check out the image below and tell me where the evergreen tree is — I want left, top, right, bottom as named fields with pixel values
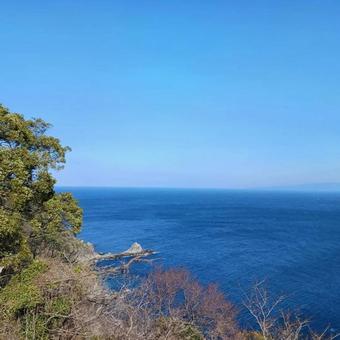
left=0, top=104, right=82, bottom=276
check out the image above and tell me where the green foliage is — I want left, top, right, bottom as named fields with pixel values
left=32, top=192, right=83, bottom=235
left=48, top=296, right=71, bottom=316
left=0, top=209, right=22, bottom=257
left=0, top=104, right=83, bottom=337
left=0, top=104, right=82, bottom=272
left=43, top=296, right=72, bottom=333
left=155, top=317, right=204, bottom=340
left=22, top=311, right=49, bottom=340
left=0, top=258, right=75, bottom=338
left=179, top=324, right=204, bottom=340
left=244, top=331, right=266, bottom=340
left=0, top=260, right=47, bottom=318
left=73, top=264, right=83, bottom=274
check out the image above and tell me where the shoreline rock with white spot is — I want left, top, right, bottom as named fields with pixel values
left=123, top=242, right=144, bottom=254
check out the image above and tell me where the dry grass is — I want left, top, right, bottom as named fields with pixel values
left=0, top=254, right=338, bottom=339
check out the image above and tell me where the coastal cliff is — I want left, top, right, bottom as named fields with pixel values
left=0, top=106, right=336, bottom=339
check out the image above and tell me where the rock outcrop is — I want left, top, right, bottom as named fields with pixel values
left=123, top=242, right=144, bottom=254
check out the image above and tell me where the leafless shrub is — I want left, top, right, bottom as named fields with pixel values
left=309, top=325, right=340, bottom=340
left=118, top=267, right=242, bottom=339
left=243, top=280, right=285, bottom=339
left=2, top=254, right=337, bottom=340
left=275, top=313, right=309, bottom=340
left=243, top=281, right=339, bottom=340
left=32, top=256, right=121, bottom=339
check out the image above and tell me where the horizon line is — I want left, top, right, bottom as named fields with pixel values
left=55, top=183, right=340, bottom=192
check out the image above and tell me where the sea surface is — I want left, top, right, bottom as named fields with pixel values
left=61, top=187, right=340, bottom=331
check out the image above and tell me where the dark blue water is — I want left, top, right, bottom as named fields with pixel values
left=62, top=187, right=340, bottom=331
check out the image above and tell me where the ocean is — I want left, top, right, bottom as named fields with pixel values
left=60, top=187, right=340, bottom=331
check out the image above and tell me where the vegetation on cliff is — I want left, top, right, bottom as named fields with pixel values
left=0, top=104, right=82, bottom=276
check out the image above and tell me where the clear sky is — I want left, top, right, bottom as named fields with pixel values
left=1, top=1, right=340, bottom=188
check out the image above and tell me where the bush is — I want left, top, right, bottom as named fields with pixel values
left=0, top=260, right=47, bottom=318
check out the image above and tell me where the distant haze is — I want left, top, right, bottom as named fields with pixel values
left=261, top=183, right=340, bottom=192
left=2, top=2, right=340, bottom=188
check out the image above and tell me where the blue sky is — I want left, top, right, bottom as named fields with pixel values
left=1, top=1, right=340, bottom=188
